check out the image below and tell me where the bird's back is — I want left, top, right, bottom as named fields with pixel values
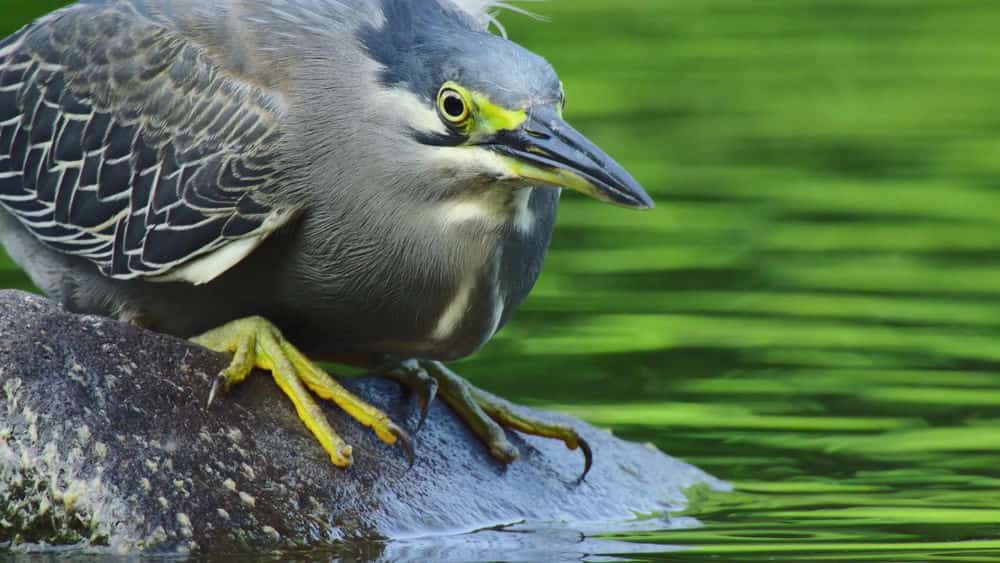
left=0, top=0, right=298, bottom=283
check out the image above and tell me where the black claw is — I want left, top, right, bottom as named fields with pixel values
left=390, top=422, right=416, bottom=469
left=382, top=361, right=440, bottom=435
left=415, top=377, right=439, bottom=433
left=206, top=372, right=226, bottom=408
left=575, top=436, right=594, bottom=485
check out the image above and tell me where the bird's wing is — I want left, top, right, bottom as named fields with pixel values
left=0, top=4, right=295, bottom=285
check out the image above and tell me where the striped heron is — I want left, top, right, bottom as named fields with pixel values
left=0, top=0, right=653, bottom=479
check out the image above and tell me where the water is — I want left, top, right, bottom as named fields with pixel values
left=3, top=0, right=1000, bottom=560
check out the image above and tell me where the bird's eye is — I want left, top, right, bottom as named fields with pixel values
left=437, top=86, right=471, bottom=125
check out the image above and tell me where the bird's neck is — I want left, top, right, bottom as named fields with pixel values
left=429, top=186, right=537, bottom=235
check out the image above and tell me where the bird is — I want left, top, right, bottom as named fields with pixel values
left=0, top=0, right=653, bottom=479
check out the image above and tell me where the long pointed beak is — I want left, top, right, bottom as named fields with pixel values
left=486, top=106, right=654, bottom=209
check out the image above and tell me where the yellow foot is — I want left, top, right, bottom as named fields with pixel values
left=191, top=317, right=412, bottom=467
left=386, top=360, right=593, bottom=482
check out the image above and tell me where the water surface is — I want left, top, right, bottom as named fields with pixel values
left=3, top=0, right=1000, bottom=560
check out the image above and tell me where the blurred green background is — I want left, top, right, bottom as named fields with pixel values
left=4, top=1, right=1000, bottom=560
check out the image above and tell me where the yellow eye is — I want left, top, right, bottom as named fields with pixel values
left=437, top=85, right=471, bottom=125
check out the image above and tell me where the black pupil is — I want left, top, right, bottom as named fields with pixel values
left=443, top=93, right=465, bottom=118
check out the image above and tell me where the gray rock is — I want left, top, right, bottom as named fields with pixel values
left=0, top=289, right=726, bottom=555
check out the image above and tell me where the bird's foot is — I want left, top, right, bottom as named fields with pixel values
left=380, top=359, right=439, bottom=432
left=386, top=359, right=593, bottom=482
left=191, top=317, right=412, bottom=467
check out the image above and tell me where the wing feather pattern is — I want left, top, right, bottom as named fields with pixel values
left=0, top=3, right=293, bottom=284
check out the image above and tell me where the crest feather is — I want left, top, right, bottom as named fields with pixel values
left=447, top=0, right=545, bottom=38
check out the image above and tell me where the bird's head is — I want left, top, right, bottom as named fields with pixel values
left=356, top=0, right=654, bottom=211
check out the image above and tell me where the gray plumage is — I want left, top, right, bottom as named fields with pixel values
left=0, top=4, right=286, bottom=279
left=0, top=0, right=648, bottom=361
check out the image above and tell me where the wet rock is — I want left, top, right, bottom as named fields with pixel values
left=0, top=290, right=726, bottom=554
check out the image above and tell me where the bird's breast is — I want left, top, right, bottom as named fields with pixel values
left=414, top=188, right=560, bottom=360
left=275, top=188, right=559, bottom=361
left=420, top=267, right=506, bottom=360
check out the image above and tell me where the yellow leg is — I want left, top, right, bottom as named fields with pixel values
left=473, top=387, right=584, bottom=451
left=192, top=317, right=410, bottom=468
left=205, top=331, right=255, bottom=406
left=280, top=340, right=400, bottom=445
left=403, top=361, right=592, bottom=482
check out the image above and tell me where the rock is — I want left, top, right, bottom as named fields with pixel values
left=0, top=290, right=726, bottom=554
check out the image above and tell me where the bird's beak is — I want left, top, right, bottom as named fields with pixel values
left=486, top=106, right=654, bottom=209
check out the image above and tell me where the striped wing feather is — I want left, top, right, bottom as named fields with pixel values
left=0, top=3, right=291, bottom=283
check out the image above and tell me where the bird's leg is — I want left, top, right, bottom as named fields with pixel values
left=192, top=317, right=412, bottom=468
left=387, top=359, right=593, bottom=481
left=379, top=359, right=438, bottom=431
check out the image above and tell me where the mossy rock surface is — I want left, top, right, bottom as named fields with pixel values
left=0, top=290, right=725, bottom=554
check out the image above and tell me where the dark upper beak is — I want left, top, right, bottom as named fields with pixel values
left=485, top=106, right=655, bottom=209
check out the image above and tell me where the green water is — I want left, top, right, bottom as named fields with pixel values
left=4, top=1, right=1000, bottom=560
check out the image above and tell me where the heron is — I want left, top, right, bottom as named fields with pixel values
left=0, top=0, right=653, bottom=479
